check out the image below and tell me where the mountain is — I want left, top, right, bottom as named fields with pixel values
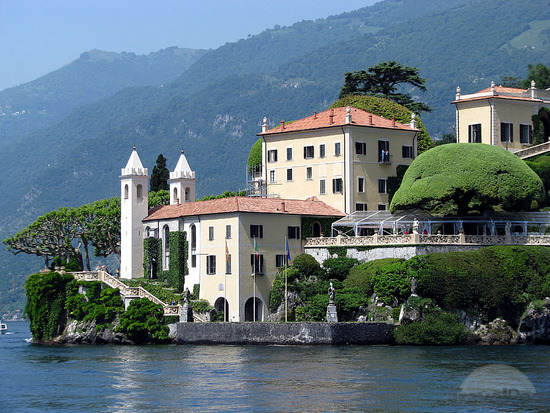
left=2, top=0, right=550, bottom=313
left=0, top=47, right=206, bottom=146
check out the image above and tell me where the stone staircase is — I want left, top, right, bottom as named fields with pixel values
left=73, top=270, right=181, bottom=317
left=513, top=141, right=550, bottom=159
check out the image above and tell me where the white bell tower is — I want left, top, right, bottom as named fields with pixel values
left=120, top=147, right=149, bottom=279
left=169, top=150, right=196, bottom=205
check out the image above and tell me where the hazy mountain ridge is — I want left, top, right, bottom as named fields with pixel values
left=0, top=47, right=206, bottom=145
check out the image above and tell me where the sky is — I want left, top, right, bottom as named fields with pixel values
left=0, top=0, right=379, bottom=91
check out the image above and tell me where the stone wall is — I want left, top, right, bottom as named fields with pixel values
left=306, top=245, right=483, bottom=264
left=175, top=322, right=394, bottom=345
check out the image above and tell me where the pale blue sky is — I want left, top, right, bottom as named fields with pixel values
left=0, top=0, right=378, bottom=91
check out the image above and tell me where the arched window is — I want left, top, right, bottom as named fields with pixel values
left=190, top=224, right=197, bottom=268
left=124, top=184, right=129, bottom=199
left=185, top=187, right=190, bottom=201
left=145, top=226, right=150, bottom=238
left=312, top=221, right=322, bottom=237
left=163, top=225, right=170, bottom=270
left=137, top=184, right=143, bottom=199
left=173, top=187, right=178, bottom=204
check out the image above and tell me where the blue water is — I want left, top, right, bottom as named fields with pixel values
left=2, top=322, right=549, bottom=412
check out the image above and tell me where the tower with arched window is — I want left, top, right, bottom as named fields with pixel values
left=169, top=150, right=196, bottom=205
left=120, top=147, right=149, bottom=279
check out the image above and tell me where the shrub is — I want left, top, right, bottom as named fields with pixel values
left=370, top=260, right=410, bottom=304
left=394, top=312, right=468, bottom=345
left=323, top=257, right=359, bottom=281
left=292, top=254, right=322, bottom=280
left=116, top=298, right=169, bottom=343
left=344, top=258, right=403, bottom=295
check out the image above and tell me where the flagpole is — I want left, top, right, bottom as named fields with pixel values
left=253, top=237, right=256, bottom=323
left=224, top=240, right=227, bottom=322
left=285, top=236, right=288, bottom=323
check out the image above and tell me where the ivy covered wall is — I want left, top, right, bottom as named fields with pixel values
left=301, top=217, right=340, bottom=239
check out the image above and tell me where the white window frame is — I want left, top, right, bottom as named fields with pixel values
left=206, top=255, right=216, bottom=275
left=378, top=178, right=388, bottom=194
left=334, top=142, right=341, bottom=157
left=306, top=166, right=313, bottom=180
left=319, top=143, right=326, bottom=158
left=269, top=170, right=276, bottom=183
left=267, top=149, right=278, bottom=163
left=286, top=168, right=293, bottom=182
left=358, top=176, right=365, bottom=193
left=319, top=179, right=326, bottom=195
left=286, top=147, right=293, bottom=161
left=355, top=141, right=367, bottom=155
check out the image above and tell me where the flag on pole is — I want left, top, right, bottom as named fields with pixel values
left=225, top=240, right=230, bottom=263
left=254, top=237, right=259, bottom=258
left=286, top=238, right=291, bottom=262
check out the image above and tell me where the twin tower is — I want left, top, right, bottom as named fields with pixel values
left=120, top=148, right=196, bottom=279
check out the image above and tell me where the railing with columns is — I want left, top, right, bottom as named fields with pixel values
left=304, top=234, right=550, bottom=248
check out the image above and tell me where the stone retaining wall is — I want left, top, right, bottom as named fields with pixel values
left=175, top=322, right=394, bottom=345
left=306, top=245, right=483, bottom=264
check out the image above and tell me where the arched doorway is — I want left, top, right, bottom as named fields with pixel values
left=214, top=297, right=229, bottom=322
left=244, top=297, right=263, bottom=322
left=312, top=221, right=322, bottom=237
left=539, top=108, right=550, bottom=143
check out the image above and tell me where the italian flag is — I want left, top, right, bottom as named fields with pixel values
left=254, top=237, right=259, bottom=257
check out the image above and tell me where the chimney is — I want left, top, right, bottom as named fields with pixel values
left=281, top=120, right=285, bottom=130
left=531, top=80, right=537, bottom=99
left=345, top=106, right=352, bottom=124
left=329, top=108, right=334, bottom=125
left=392, top=117, right=396, bottom=127
left=491, top=81, right=496, bottom=96
left=281, top=201, right=286, bottom=212
left=456, top=86, right=461, bottom=100
left=262, top=117, right=268, bottom=133
left=368, top=114, right=373, bottom=125
left=314, top=111, right=317, bottom=119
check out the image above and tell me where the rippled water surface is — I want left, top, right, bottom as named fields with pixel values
left=2, top=322, right=549, bottom=412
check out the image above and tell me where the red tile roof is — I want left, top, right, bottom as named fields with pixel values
left=475, top=86, right=527, bottom=94
left=144, top=196, right=345, bottom=221
left=259, top=106, right=417, bottom=136
left=452, top=85, right=538, bottom=104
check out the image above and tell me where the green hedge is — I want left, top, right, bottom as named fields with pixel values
left=167, top=231, right=188, bottom=292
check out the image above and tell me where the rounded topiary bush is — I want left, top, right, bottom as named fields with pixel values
left=247, top=138, right=262, bottom=173
left=390, top=143, right=545, bottom=215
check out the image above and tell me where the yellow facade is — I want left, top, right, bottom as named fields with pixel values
left=262, top=125, right=417, bottom=213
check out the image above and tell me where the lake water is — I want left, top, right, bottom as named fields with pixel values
left=2, top=322, right=549, bottom=412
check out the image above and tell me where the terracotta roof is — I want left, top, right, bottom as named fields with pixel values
left=144, top=196, right=345, bottom=221
left=475, top=86, right=527, bottom=94
left=452, top=95, right=539, bottom=104
left=259, top=106, right=417, bottom=135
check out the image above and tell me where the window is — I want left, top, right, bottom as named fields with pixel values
left=334, top=142, right=341, bottom=157
left=501, top=122, right=513, bottom=142
left=250, top=254, right=265, bottom=274
left=124, top=184, right=129, bottom=199
left=191, top=255, right=197, bottom=268
left=378, top=204, right=387, bottom=211
left=468, top=124, right=482, bottom=143
left=356, top=202, right=367, bottom=211
left=250, top=224, right=264, bottom=239
left=206, top=255, right=216, bottom=275
left=268, top=149, right=278, bottom=163
left=286, top=168, right=293, bottom=181
left=208, top=226, right=214, bottom=241
left=225, top=225, right=231, bottom=239
left=286, top=147, right=293, bottom=161
left=358, top=177, right=365, bottom=193
left=319, top=144, right=326, bottom=158
left=355, top=142, right=366, bottom=155
left=276, top=254, right=287, bottom=268
left=319, top=179, right=326, bottom=195
left=226, top=254, right=231, bottom=275
left=269, top=170, right=276, bottom=183
left=306, top=167, right=313, bottom=180
left=378, top=179, right=388, bottom=194
left=137, top=184, right=143, bottom=199
left=288, top=226, right=300, bottom=239
left=304, top=145, right=314, bottom=159
left=190, top=224, right=196, bottom=268
left=378, top=141, right=390, bottom=162
left=520, top=124, right=532, bottom=144
left=402, top=145, right=413, bottom=159
left=332, top=178, right=343, bottom=194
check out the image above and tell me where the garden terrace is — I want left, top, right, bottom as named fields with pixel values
left=304, top=210, right=550, bottom=247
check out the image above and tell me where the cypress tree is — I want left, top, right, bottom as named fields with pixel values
left=150, top=154, right=169, bottom=192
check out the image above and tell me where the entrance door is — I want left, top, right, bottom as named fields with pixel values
left=244, top=297, right=263, bottom=321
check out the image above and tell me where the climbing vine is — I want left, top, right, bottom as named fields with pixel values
left=301, top=217, right=339, bottom=239
left=167, top=231, right=188, bottom=292
left=143, top=237, right=162, bottom=279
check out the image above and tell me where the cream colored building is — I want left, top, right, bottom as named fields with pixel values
left=453, top=81, right=550, bottom=150
left=120, top=148, right=343, bottom=321
left=256, top=106, right=419, bottom=214
left=143, top=196, right=343, bottom=322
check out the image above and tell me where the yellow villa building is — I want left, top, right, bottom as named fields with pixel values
left=255, top=106, right=420, bottom=214
left=453, top=81, right=550, bottom=149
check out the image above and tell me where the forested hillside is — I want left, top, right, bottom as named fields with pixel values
left=2, top=0, right=550, bottom=314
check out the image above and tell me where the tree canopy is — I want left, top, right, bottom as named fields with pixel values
left=502, top=63, right=550, bottom=89
left=3, top=197, right=120, bottom=269
left=390, top=143, right=545, bottom=215
left=150, top=154, right=169, bottom=192
left=339, top=61, right=431, bottom=113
